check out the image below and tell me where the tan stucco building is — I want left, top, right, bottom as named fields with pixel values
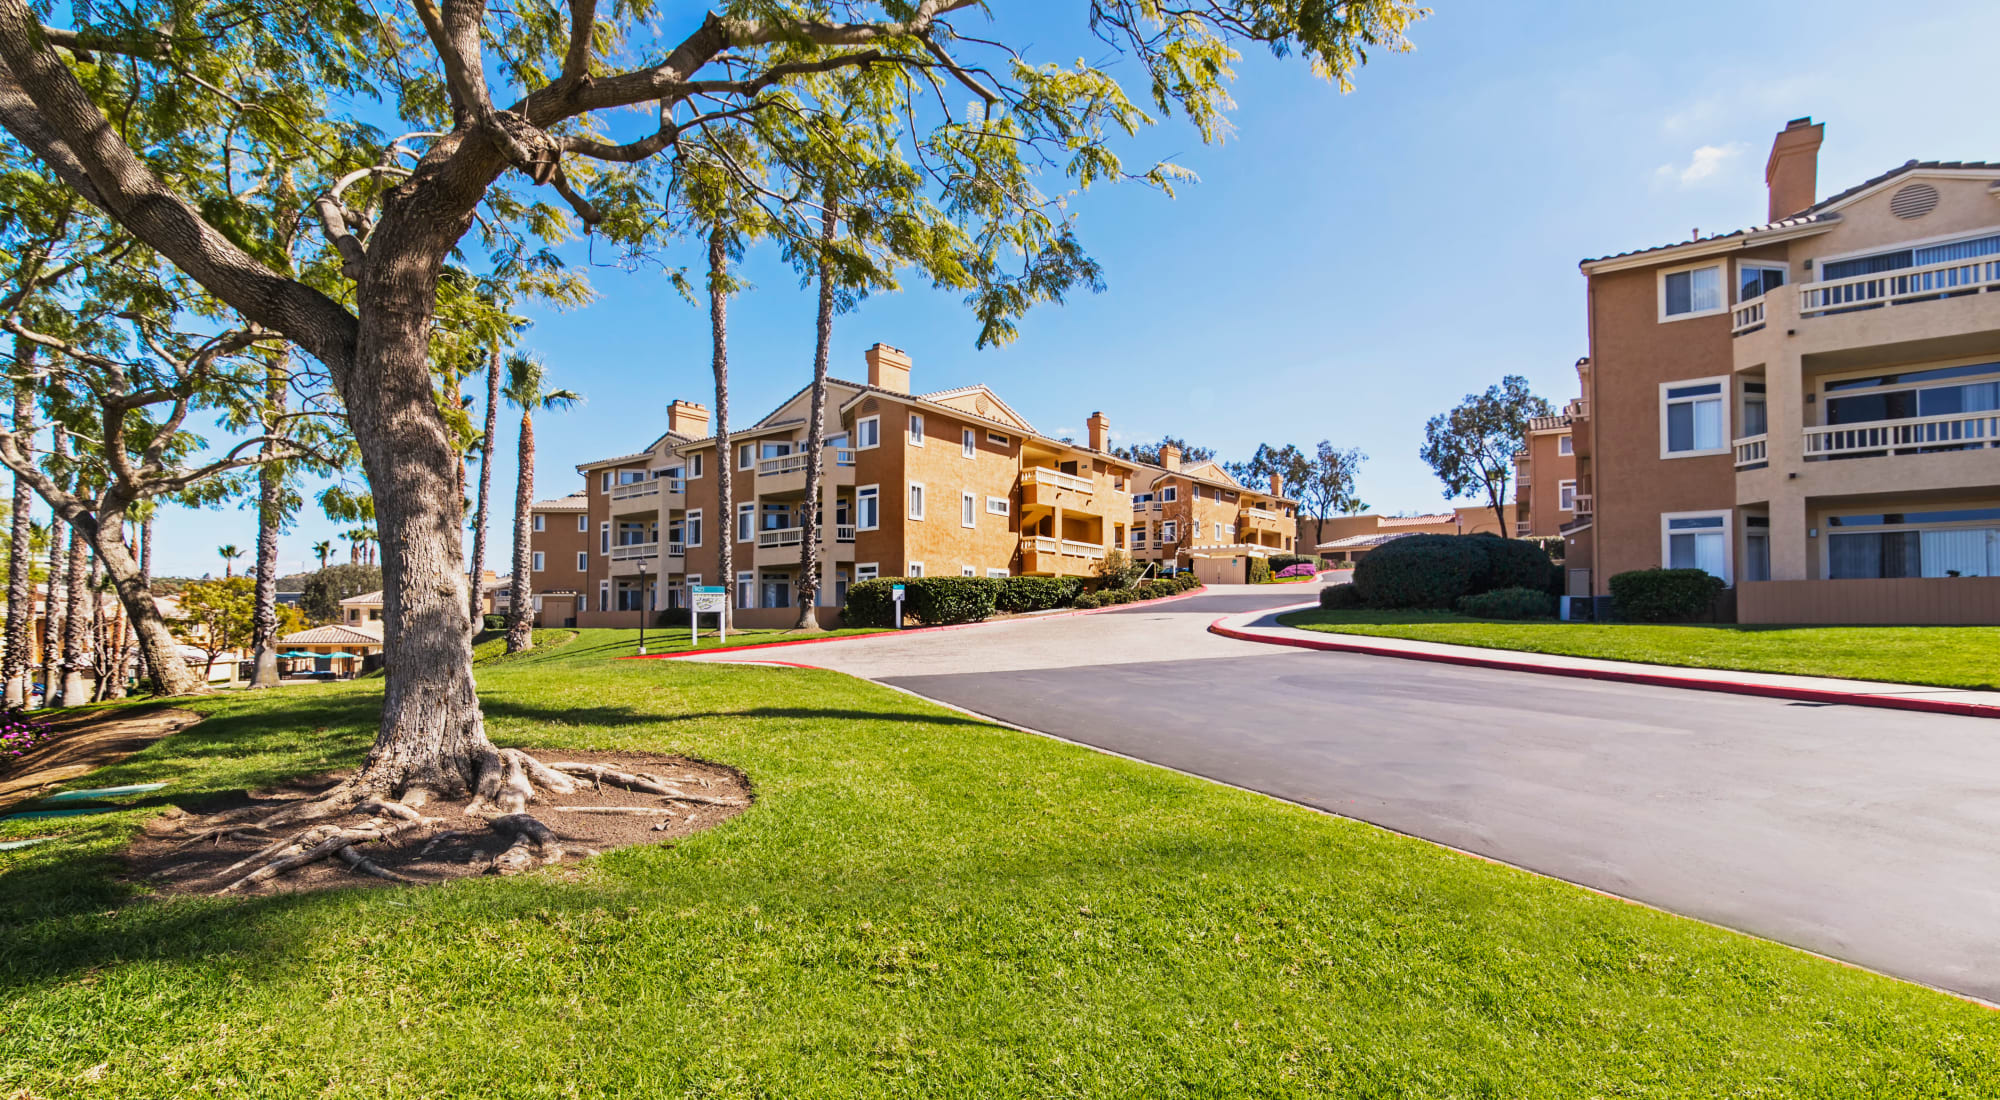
left=1572, top=117, right=2000, bottom=623
left=1513, top=405, right=1580, bottom=538
left=1127, top=446, right=1300, bottom=579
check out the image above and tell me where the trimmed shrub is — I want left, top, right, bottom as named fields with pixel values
left=1134, top=579, right=1177, bottom=601
left=656, top=607, right=692, bottom=628
left=1456, top=586, right=1557, bottom=620
left=1248, top=557, right=1273, bottom=584
left=843, top=579, right=900, bottom=627
left=1072, top=593, right=1102, bottom=609
left=1276, top=563, right=1317, bottom=579
left=845, top=577, right=999, bottom=626
left=1319, top=583, right=1362, bottom=610
left=482, top=613, right=507, bottom=631
left=997, top=576, right=1065, bottom=613
left=1610, top=568, right=1726, bottom=622
left=1352, top=535, right=1486, bottom=609
left=1469, top=533, right=1561, bottom=594
left=1267, top=554, right=1316, bottom=574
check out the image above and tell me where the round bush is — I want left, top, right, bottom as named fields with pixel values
left=1469, top=533, right=1560, bottom=594
left=997, top=576, right=1065, bottom=613
left=1353, top=534, right=1559, bottom=610
left=1319, top=583, right=1362, bottom=610
left=482, top=613, right=507, bottom=631
left=1455, top=586, right=1556, bottom=620
left=1072, top=593, right=1102, bottom=609
left=1610, top=568, right=1725, bottom=622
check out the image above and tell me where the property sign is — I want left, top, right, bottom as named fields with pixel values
left=691, top=586, right=728, bottom=645
left=692, top=588, right=728, bottom=613
left=891, top=583, right=906, bottom=629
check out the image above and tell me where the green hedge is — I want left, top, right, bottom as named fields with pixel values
left=1319, top=583, right=1362, bottom=610
left=1072, top=593, right=1102, bottom=609
left=1352, top=533, right=1558, bottom=610
left=845, top=577, right=1000, bottom=627
left=1456, top=586, right=1557, bottom=620
left=1609, top=569, right=1726, bottom=623
left=996, top=576, right=1066, bottom=613
left=656, top=607, right=693, bottom=628
left=482, top=613, right=507, bottom=631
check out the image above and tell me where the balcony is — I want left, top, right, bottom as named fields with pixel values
left=754, top=525, right=857, bottom=566
left=1803, top=410, right=1998, bottom=460
left=1020, top=467, right=1097, bottom=512
left=1733, top=434, right=1768, bottom=468
left=1571, top=493, right=1593, bottom=518
left=756, top=449, right=855, bottom=496
left=1798, top=255, right=2000, bottom=320
left=1731, top=298, right=1766, bottom=336
left=607, top=541, right=658, bottom=575
left=1240, top=507, right=1284, bottom=535
left=1018, top=535, right=1105, bottom=577
left=664, top=540, right=685, bottom=567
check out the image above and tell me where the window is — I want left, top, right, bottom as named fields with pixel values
left=908, top=482, right=925, bottom=521
left=533, top=514, right=546, bottom=532
left=615, top=584, right=645, bottom=612
left=1214, top=522, right=1224, bottom=541
left=1133, top=525, right=1147, bottom=546
left=908, top=413, right=925, bottom=445
left=1558, top=435, right=1573, bottom=457
left=856, top=486, right=880, bottom=530
left=597, top=580, right=609, bottom=612
left=533, top=595, right=544, bottom=613
left=736, top=572, right=754, bottom=610
left=576, top=595, right=587, bottom=613
left=856, top=562, right=879, bottom=582
left=616, top=469, right=646, bottom=485
left=962, top=428, right=976, bottom=458
left=577, top=515, right=587, bottom=532
left=1744, top=516, right=1771, bottom=582
left=576, top=551, right=587, bottom=571
left=737, top=443, right=753, bottom=470
left=961, top=491, right=977, bottom=528
left=1738, top=261, right=1786, bottom=303
left=532, top=551, right=545, bottom=572
left=601, top=471, right=612, bottom=492
left=688, top=453, right=703, bottom=478
left=1662, top=512, right=1730, bottom=583
left=1821, top=359, right=2000, bottom=431
left=686, top=510, right=703, bottom=547
left=856, top=416, right=880, bottom=449
left=1158, top=485, right=1178, bottom=503
left=1162, top=520, right=1176, bottom=542
left=1661, top=378, right=1728, bottom=456
left=961, top=564, right=976, bottom=577
left=1558, top=480, right=1576, bottom=512
left=908, top=561, right=924, bottom=577
left=1660, top=262, right=1724, bottom=320
left=1741, top=381, right=1768, bottom=438
left=987, top=431, right=1009, bottom=446
left=1826, top=508, right=2000, bottom=579
left=986, top=496, right=1009, bottom=516
left=737, top=503, right=754, bottom=542
left=600, top=522, right=610, bottom=554
left=759, top=441, right=792, bottom=460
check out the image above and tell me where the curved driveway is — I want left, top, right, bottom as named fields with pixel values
left=692, top=586, right=2000, bottom=1002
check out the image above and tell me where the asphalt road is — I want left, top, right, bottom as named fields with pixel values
left=708, top=587, right=2000, bottom=1002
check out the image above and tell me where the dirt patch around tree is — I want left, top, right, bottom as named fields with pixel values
left=0, top=707, right=202, bottom=813
left=126, top=749, right=751, bottom=897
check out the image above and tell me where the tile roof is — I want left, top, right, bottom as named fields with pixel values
left=1580, top=212, right=1834, bottom=267
left=1377, top=513, right=1458, bottom=528
left=1527, top=413, right=1573, bottom=432
left=279, top=623, right=384, bottom=646
left=1802, top=159, right=2000, bottom=215
left=533, top=494, right=589, bottom=512
left=1316, top=531, right=1417, bottom=550
left=339, top=589, right=384, bottom=606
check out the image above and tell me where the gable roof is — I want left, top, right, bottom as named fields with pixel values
left=280, top=623, right=384, bottom=646
left=533, top=493, right=589, bottom=512
left=915, top=385, right=1038, bottom=434
left=339, top=590, right=384, bottom=606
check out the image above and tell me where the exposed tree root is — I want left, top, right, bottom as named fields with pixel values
left=548, top=762, right=747, bottom=806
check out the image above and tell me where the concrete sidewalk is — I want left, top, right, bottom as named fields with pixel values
left=1216, top=603, right=2000, bottom=720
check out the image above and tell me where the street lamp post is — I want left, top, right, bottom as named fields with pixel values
left=636, top=561, right=648, bottom=656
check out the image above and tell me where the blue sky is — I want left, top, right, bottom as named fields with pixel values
left=149, top=0, right=2000, bottom=578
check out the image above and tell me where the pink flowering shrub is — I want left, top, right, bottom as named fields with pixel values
left=1, top=713, right=55, bottom=761
left=1276, top=563, right=1318, bottom=579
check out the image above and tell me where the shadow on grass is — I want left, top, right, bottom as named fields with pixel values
left=480, top=698, right=993, bottom=730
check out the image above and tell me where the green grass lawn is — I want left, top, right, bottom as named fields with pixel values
left=4, top=636, right=1997, bottom=1096
left=471, top=625, right=887, bottom=667
left=1277, top=609, right=2000, bottom=690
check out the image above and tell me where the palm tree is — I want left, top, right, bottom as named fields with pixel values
left=707, top=223, right=737, bottom=631
left=217, top=544, right=242, bottom=578
left=502, top=352, right=580, bottom=653
left=346, top=526, right=378, bottom=567
left=312, top=540, right=335, bottom=570
left=4, top=362, right=35, bottom=706
left=793, top=188, right=840, bottom=632
left=468, top=344, right=502, bottom=625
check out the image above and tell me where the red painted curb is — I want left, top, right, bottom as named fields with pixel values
left=1210, top=614, right=2000, bottom=721
left=621, top=584, right=1213, bottom=661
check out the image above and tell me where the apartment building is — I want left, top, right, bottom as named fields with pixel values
left=534, top=344, right=1142, bottom=629
left=1128, top=447, right=1300, bottom=582
left=1572, top=117, right=2000, bottom=623
left=1513, top=402, right=1581, bottom=538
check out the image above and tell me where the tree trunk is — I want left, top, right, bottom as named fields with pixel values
left=793, top=193, right=838, bottom=632
left=4, top=357, right=33, bottom=707
left=470, top=344, right=500, bottom=629
left=709, top=227, right=734, bottom=630
left=136, top=515, right=152, bottom=687
left=249, top=357, right=288, bottom=688
left=505, top=410, right=535, bottom=654
left=59, top=520, right=89, bottom=704
left=85, top=511, right=201, bottom=696
left=37, top=426, right=65, bottom=708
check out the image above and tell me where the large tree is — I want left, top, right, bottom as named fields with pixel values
left=0, top=0, right=1419, bottom=880
left=1230, top=441, right=1366, bottom=547
left=1419, top=375, right=1551, bottom=536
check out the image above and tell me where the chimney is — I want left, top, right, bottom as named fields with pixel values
left=865, top=343, right=911, bottom=394
left=1086, top=411, right=1110, bottom=452
left=1159, top=442, right=1182, bottom=471
left=1765, top=116, right=1824, bottom=222
left=1269, top=472, right=1282, bottom=498
left=667, top=399, right=710, bottom=437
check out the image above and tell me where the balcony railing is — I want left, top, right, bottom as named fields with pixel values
left=1571, top=493, right=1593, bottom=517
left=1021, top=535, right=1105, bottom=560
left=756, top=526, right=804, bottom=548
left=610, top=541, right=658, bottom=561
left=1803, top=410, right=2000, bottom=459
left=835, top=448, right=856, bottom=467
left=1243, top=507, right=1279, bottom=522
left=757, top=453, right=809, bottom=476
left=665, top=541, right=685, bottom=557
left=610, top=480, right=659, bottom=502
left=1733, top=434, right=1768, bottom=467
left=835, top=524, right=856, bottom=543
left=1799, top=255, right=2000, bottom=318
left=1515, top=522, right=1533, bottom=537
left=1021, top=467, right=1093, bottom=494
left=1731, top=298, right=1766, bottom=335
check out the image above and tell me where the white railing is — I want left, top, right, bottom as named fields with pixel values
left=1803, top=410, right=2000, bottom=459
left=1061, top=539, right=1106, bottom=559
left=757, top=453, right=809, bottom=476
left=1021, top=467, right=1094, bottom=494
left=1020, top=535, right=1103, bottom=560
left=610, top=480, right=659, bottom=502
left=756, top=526, right=804, bottom=548
left=835, top=448, right=856, bottom=467
left=1572, top=493, right=1593, bottom=516
left=665, top=541, right=686, bottom=557
left=834, top=524, right=856, bottom=543
left=610, top=542, right=658, bottom=561
left=1731, top=298, right=1766, bottom=335
left=1799, top=255, right=2000, bottom=318
left=1243, top=507, right=1279, bottom=523
left=663, top=478, right=685, bottom=494
left=1515, top=522, right=1533, bottom=537
left=1733, top=434, right=1768, bottom=467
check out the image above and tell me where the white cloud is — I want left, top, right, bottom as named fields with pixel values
left=1655, top=142, right=1747, bottom=187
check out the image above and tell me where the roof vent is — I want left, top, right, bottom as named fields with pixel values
left=1889, top=182, right=1939, bottom=219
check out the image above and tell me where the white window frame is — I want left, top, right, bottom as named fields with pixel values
left=737, top=442, right=753, bottom=470
left=1659, top=375, right=1731, bottom=459
left=985, top=496, right=1009, bottom=516
left=1737, top=260, right=1788, bottom=303
left=856, top=416, right=880, bottom=449
left=1558, top=479, right=1577, bottom=512
left=1658, top=259, right=1727, bottom=322
left=532, top=551, right=545, bottom=572
left=908, top=481, right=925, bottom=521
left=600, top=521, right=610, bottom=554
left=986, top=431, right=1009, bottom=446
left=1158, top=485, right=1178, bottom=503
left=857, top=485, right=880, bottom=531
left=736, top=571, right=754, bottom=610
left=685, top=509, right=703, bottom=547
left=597, top=579, right=609, bottom=611
left=961, top=564, right=976, bottom=577
left=1558, top=434, right=1573, bottom=456
left=1661, top=509, right=1733, bottom=585
left=688, top=453, right=704, bottom=478
left=601, top=471, right=612, bottom=492
left=576, top=551, right=587, bottom=571
left=908, top=412, right=925, bottom=446
left=533, top=514, right=545, bottom=532
left=908, top=561, right=924, bottom=577
left=737, top=502, right=754, bottom=542
left=962, top=427, right=976, bottom=459
left=577, top=514, right=587, bottom=532
left=961, top=491, right=977, bottom=528
left=1162, top=520, right=1177, bottom=542
left=986, top=568, right=1008, bottom=579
